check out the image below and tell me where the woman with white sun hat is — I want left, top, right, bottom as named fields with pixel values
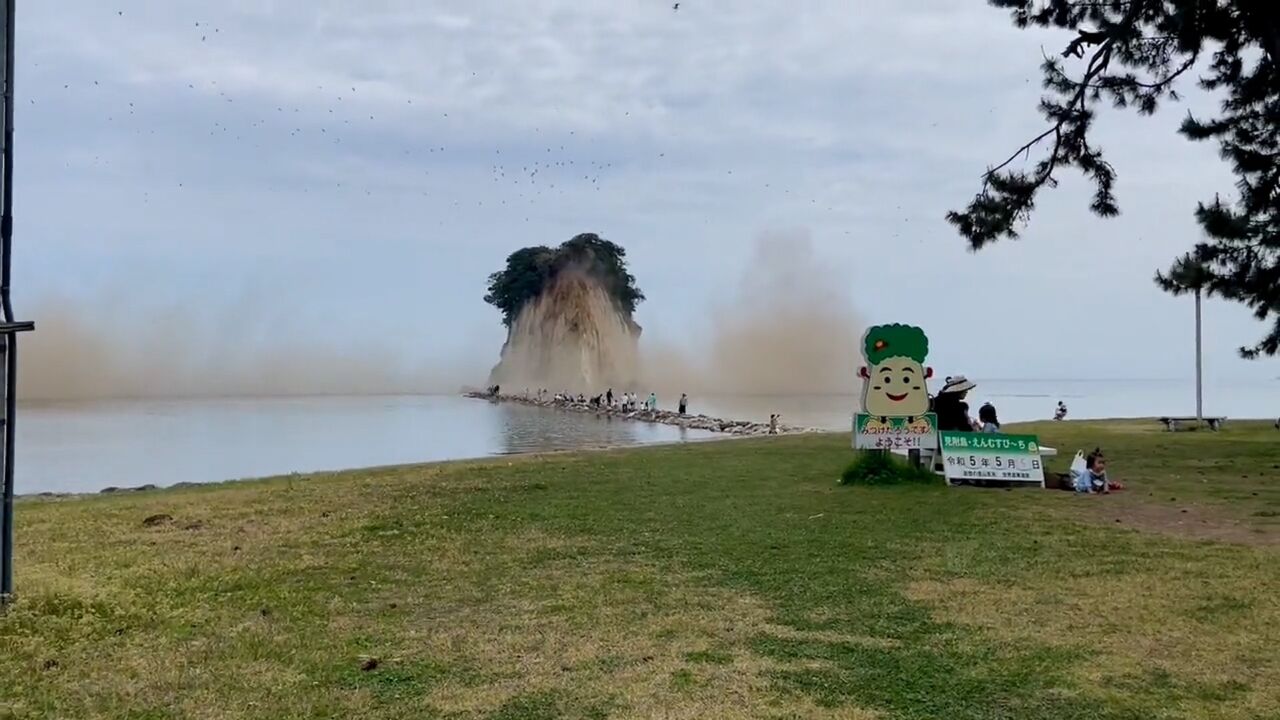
left=933, top=375, right=979, bottom=432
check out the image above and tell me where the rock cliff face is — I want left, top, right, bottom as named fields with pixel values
left=489, top=269, right=641, bottom=392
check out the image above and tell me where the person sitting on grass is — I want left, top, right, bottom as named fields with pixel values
left=934, top=376, right=978, bottom=432
left=978, top=402, right=1001, bottom=433
left=1073, top=449, right=1110, bottom=494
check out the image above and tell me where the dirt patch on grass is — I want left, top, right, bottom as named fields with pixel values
left=1054, top=492, right=1280, bottom=546
left=1101, top=499, right=1278, bottom=546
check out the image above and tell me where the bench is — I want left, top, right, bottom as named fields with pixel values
left=1160, top=416, right=1226, bottom=432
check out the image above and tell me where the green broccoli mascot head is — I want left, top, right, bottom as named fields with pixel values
left=859, top=324, right=932, bottom=417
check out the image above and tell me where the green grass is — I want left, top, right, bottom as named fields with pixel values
left=2, top=420, right=1278, bottom=719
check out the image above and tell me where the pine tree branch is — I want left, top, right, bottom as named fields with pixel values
left=1125, top=53, right=1197, bottom=89
left=954, top=0, right=1151, bottom=245
left=980, top=127, right=1060, bottom=183
left=1053, top=51, right=1197, bottom=91
left=1064, top=1, right=1139, bottom=8
left=981, top=38, right=1112, bottom=185
left=976, top=0, right=1280, bottom=357
left=1001, top=0, right=1147, bottom=150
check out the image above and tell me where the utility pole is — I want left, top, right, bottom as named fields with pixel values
left=1160, top=253, right=1210, bottom=431
left=0, top=0, right=36, bottom=608
left=1194, top=287, right=1203, bottom=426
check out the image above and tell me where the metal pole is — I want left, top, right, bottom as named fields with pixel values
left=0, top=0, right=15, bottom=604
left=0, top=0, right=11, bottom=323
left=1, top=337, right=13, bottom=603
left=1195, top=289, right=1203, bottom=426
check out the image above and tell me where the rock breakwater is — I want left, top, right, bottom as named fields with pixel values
left=464, top=392, right=816, bottom=436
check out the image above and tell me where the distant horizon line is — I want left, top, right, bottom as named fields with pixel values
left=16, top=376, right=1276, bottom=405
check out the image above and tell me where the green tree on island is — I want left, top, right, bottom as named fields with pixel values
left=949, top=0, right=1280, bottom=357
left=484, top=233, right=645, bottom=328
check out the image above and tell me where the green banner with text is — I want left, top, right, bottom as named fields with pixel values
left=939, top=432, right=1045, bottom=485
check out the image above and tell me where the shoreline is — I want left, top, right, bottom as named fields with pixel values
left=18, top=430, right=818, bottom=501
left=19, top=413, right=1276, bottom=499
left=465, top=391, right=819, bottom=436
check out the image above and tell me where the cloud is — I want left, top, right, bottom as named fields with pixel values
left=14, top=0, right=1276, bottom=392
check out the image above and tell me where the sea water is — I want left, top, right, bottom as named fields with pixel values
left=16, top=378, right=1276, bottom=494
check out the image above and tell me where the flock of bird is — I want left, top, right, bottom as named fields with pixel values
left=35, top=3, right=933, bottom=237
left=35, top=11, right=667, bottom=219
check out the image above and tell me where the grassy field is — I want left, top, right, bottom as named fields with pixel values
left=2, top=420, right=1279, bottom=719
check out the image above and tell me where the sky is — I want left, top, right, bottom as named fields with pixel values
left=15, top=0, right=1279, bottom=389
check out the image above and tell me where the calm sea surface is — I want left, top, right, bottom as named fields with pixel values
left=17, top=379, right=1278, bottom=494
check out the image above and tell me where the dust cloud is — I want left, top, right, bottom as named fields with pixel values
left=488, top=268, right=641, bottom=391
left=17, top=298, right=473, bottom=401
left=644, top=230, right=863, bottom=396
left=22, top=231, right=859, bottom=401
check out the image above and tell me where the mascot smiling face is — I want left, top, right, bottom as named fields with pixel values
left=859, top=324, right=932, bottom=418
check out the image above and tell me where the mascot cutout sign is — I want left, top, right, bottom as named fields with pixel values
left=854, top=324, right=938, bottom=450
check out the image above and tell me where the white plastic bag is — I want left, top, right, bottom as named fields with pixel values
left=1069, top=450, right=1087, bottom=478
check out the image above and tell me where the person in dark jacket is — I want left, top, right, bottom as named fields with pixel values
left=934, top=375, right=978, bottom=432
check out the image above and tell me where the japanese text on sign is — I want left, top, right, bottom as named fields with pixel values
left=853, top=414, right=938, bottom=451
left=939, top=431, right=1045, bottom=485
